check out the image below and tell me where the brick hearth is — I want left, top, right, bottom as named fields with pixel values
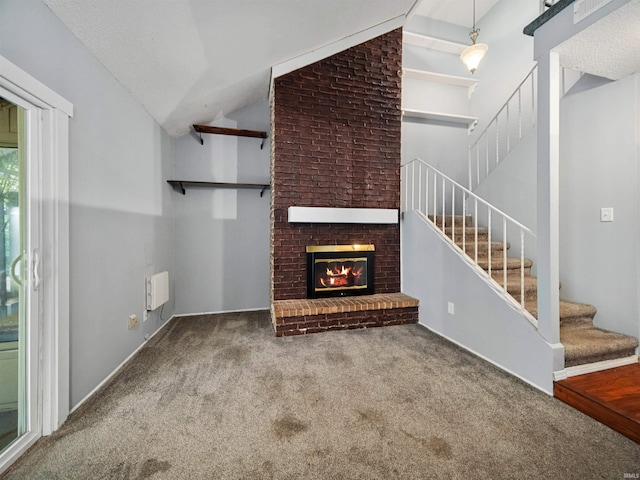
left=272, top=293, right=419, bottom=337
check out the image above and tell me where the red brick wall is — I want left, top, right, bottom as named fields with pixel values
left=271, top=28, right=402, bottom=301
left=276, top=307, right=418, bottom=336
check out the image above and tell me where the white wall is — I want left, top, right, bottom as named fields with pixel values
left=559, top=73, right=639, bottom=339
left=469, top=1, right=538, bottom=136
left=402, top=18, right=473, bottom=184
left=402, top=1, right=539, bottom=187
left=0, top=0, right=175, bottom=407
left=401, top=211, right=556, bottom=394
left=172, top=101, right=270, bottom=314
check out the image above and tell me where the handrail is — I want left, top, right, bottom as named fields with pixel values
left=468, top=64, right=537, bottom=191
left=402, top=157, right=537, bottom=322
left=406, top=159, right=535, bottom=235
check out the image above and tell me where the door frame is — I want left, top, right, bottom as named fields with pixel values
left=0, top=54, right=72, bottom=473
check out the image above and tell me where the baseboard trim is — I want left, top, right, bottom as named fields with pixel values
left=69, top=308, right=269, bottom=414
left=553, top=355, right=639, bottom=381
left=69, top=315, right=176, bottom=415
left=173, top=307, right=269, bottom=318
left=417, top=322, right=553, bottom=395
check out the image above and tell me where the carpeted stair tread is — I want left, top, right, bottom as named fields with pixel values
left=478, top=256, right=533, bottom=270
left=429, top=212, right=640, bottom=369
left=557, top=300, right=598, bottom=325
left=525, top=299, right=597, bottom=323
left=458, top=241, right=509, bottom=255
left=493, top=275, right=538, bottom=296
left=441, top=226, right=488, bottom=238
left=428, top=214, right=472, bottom=227
left=561, top=323, right=639, bottom=367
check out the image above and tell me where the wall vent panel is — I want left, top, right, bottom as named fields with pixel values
left=146, top=271, right=169, bottom=310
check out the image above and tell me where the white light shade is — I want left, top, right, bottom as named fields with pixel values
left=460, top=43, right=488, bottom=74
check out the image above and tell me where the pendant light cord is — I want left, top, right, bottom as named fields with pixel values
left=473, top=0, right=476, bottom=29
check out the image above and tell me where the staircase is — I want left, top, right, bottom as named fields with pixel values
left=431, top=213, right=639, bottom=370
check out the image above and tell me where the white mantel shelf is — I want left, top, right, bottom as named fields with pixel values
left=288, top=206, right=398, bottom=224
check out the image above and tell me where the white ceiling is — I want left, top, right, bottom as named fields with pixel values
left=556, top=0, right=640, bottom=80
left=412, top=0, right=501, bottom=27
left=41, top=0, right=640, bottom=138
left=43, top=0, right=416, bottom=137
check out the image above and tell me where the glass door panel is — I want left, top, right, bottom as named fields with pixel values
left=0, top=97, right=25, bottom=453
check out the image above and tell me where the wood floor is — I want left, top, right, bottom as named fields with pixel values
left=554, top=362, right=640, bottom=443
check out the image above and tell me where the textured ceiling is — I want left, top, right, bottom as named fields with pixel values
left=43, top=0, right=416, bottom=137
left=41, top=0, right=640, bottom=137
left=556, top=0, right=640, bottom=80
left=412, top=0, right=501, bottom=27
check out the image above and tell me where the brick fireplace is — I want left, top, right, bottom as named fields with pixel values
left=270, top=27, right=418, bottom=336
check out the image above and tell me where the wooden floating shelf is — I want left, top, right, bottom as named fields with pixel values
left=193, top=124, right=267, bottom=139
left=402, top=68, right=478, bottom=98
left=192, top=124, right=268, bottom=148
left=402, top=109, right=478, bottom=135
left=167, top=180, right=270, bottom=196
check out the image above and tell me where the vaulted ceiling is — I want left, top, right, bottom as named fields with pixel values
left=41, top=0, right=640, bottom=138
left=42, top=0, right=505, bottom=137
left=42, top=0, right=418, bottom=137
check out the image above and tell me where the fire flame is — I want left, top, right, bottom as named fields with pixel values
left=319, top=264, right=363, bottom=288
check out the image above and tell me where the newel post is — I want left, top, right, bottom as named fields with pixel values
left=536, top=50, right=561, bottom=348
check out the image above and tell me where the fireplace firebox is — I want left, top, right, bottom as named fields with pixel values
left=306, top=245, right=375, bottom=299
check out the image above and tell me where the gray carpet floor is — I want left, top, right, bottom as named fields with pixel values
left=3, top=310, right=640, bottom=479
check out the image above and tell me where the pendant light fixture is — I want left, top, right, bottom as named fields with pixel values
left=460, top=0, right=488, bottom=74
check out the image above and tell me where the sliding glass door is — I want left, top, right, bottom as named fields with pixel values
left=0, top=94, right=39, bottom=458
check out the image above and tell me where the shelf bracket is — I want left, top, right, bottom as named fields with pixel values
left=198, top=130, right=204, bottom=145
left=260, top=136, right=267, bottom=150
left=260, top=186, right=268, bottom=197
left=178, top=182, right=186, bottom=195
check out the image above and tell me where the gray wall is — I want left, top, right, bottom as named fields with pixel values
left=401, top=211, right=556, bottom=394
left=172, top=101, right=270, bottom=314
left=559, top=73, right=639, bottom=339
left=0, top=0, right=175, bottom=407
left=469, top=128, right=538, bottom=267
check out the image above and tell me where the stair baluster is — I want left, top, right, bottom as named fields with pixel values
left=403, top=158, right=537, bottom=323
left=468, top=64, right=538, bottom=191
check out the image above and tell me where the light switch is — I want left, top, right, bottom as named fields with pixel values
left=600, top=207, right=614, bottom=222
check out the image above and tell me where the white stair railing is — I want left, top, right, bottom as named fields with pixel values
left=402, top=158, right=537, bottom=322
left=468, top=65, right=537, bottom=191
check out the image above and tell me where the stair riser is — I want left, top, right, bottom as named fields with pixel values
left=507, top=288, right=538, bottom=302
left=440, top=228, right=489, bottom=243
left=460, top=244, right=508, bottom=256
left=428, top=215, right=472, bottom=227
left=488, top=267, right=532, bottom=277
left=565, top=348, right=638, bottom=368
left=456, top=238, right=506, bottom=247
left=561, top=317, right=596, bottom=327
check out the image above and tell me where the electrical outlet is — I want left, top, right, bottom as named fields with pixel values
left=128, top=314, right=138, bottom=330
left=600, top=207, right=614, bottom=222
left=448, top=302, right=455, bottom=315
